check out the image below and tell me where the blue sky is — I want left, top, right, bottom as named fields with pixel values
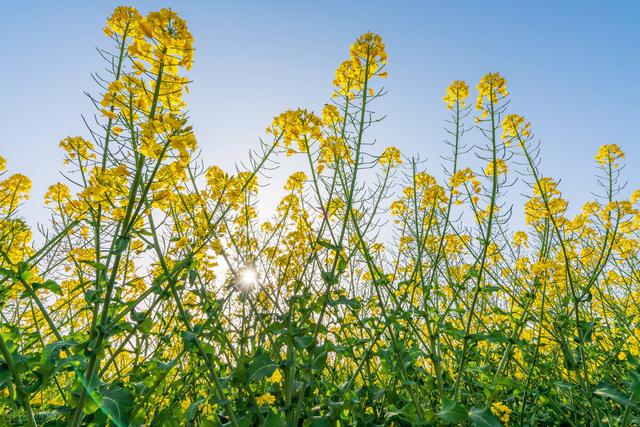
left=2, top=1, right=639, bottom=230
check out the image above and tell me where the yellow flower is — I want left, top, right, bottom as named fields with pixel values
left=175, top=236, right=189, bottom=249
left=139, top=136, right=164, bottom=159
left=104, top=6, right=141, bottom=37
left=322, top=104, right=342, bottom=128
left=333, top=33, right=387, bottom=98
left=450, top=168, right=476, bottom=195
left=269, top=369, right=283, bottom=384
left=390, top=200, right=407, bottom=217
left=476, top=72, right=508, bottom=114
left=350, top=32, right=388, bottom=67
left=443, top=80, right=469, bottom=109
left=80, top=165, right=130, bottom=205
left=284, top=172, right=307, bottom=192
left=379, top=146, right=402, bottom=168
left=44, top=183, right=71, bottom=207
left=595, top=144, right=624, bottom=167
left=513, top=231, right=529, bottom=248
left=491, top=401, right=512, bottom=425
left=485, top=158, right=508, bottom=176
left=501, top=114, right=531, bottom=145
left=136, top=8, right=194, bottom=70
left=318, top=136, right=352, bottom=171
left=525, top=182, right=568, bottom=226
left=1, top=173, right=32, bottom=215
left=256, top=392, right=276, bottom=406
left=267, top=109, right=322, bottom=153
left=59, top=136, right=96, bottom=164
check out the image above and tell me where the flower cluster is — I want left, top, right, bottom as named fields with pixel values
left=475, top=72, right=508, bottom=116
left=267, top=109, right=322, bottom=154
left=501, top=114, right=531, bottom=145
left=443, top=80, right=469, bottom=109
left=379, top=146, right=402, bottom=168
left=333, top=32, right=388, bottom=99
left=484, top=158, right=508, bottom=176
left=595, top=143, right=625, bottom=167
left=525, top=177, right=568, bottom=225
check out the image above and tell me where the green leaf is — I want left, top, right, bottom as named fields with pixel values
left=629, top=371, right=640, bottom=397
left=84, top=289, right=101, bottom=304
left=112, top=235, right=131, bottom=255
left=94, top=384, right=134, bottom=425
left=467, top=268, right=479, bottom=278
left=131, top=310, right=146, bottom=323
left=181, top=331, right=197, bottom=349
left=83, top=395, right=102, bottom=415
left=294, top=335, right=314, bottom=350
left=575, top=320, right=595, bottom=343
left=185, top=397, right=206, bottom=421
left=32, top=279, right=62, bottom=295
left=246, top=350, right=276, bottom=383
left=0, top=367, right=11, bottom=388
left=469, top=407, right=502, bottom=427
left=20, top=269, right=33, bottom=283
left=384, top=402, right=419, bottom=423
left=437, top=399, right=468, bottom=424
left=201, top=415, right=221, bottom=427
left=327, top=296, right=360, bottom=309
left=80, top=260, right=106, bottom=272
left=337, top=255, right=347, bottom=274
left=188, top=268, right=197, bottom=287
left=593, top=384, right=635, bottom=407
left=321, top=271, right=338, bottom=285
left=316, top=240, right=339, bottom=252
left=40, top=341, right=76, bottom=388
left=309, top=416, right=331, bottom=427
left=262, top=412, right=286, bottom=427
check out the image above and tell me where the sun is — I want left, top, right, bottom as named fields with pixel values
left=236, top=265, right=258, bottom=291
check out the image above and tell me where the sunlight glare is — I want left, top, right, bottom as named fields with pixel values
left=237, top=265, right=258, bottom=291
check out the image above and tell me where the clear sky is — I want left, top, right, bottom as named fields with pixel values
left=2, top=0, right=639, bottom=231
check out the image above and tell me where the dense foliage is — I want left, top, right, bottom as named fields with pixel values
left=1, top=6, right=640, bottom=426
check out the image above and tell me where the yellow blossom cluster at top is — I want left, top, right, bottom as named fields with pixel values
left=485, top=158, right=508, bottom=177
left=284, top=171, right=307, bottom=192
left=450, top=168, right=481, bottom=204
left=100, top=6, right=196, bottom=169
left=105, top=6, right=194, bottom=71
left=379, top=146, right=402, bottom=168
left=321, top=103, right=342, bottom=128
left=267, top=109, right=322, bottom=154
left=525, top=177, right=568, bottom=225
left=0, top=157, right=34, bottom=271
left=595, top=143, right=625, bottom=167
left=443, top=80, right=470, bottom=110
left=512, top=230, right=529, bottom=247
left=333, top=32, right=388, bottom=99
left=103, top=6, right=141, bottom=37
left=59, top=136, right=96, bottom=166
left=0, top=171, right=32, bottom=217
left=475, top=72, right=508, bottom=117
left=501, top=114, right=531, bottom=145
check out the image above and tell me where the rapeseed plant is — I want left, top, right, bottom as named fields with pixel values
left=1, top=6, right=639, bottom=427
